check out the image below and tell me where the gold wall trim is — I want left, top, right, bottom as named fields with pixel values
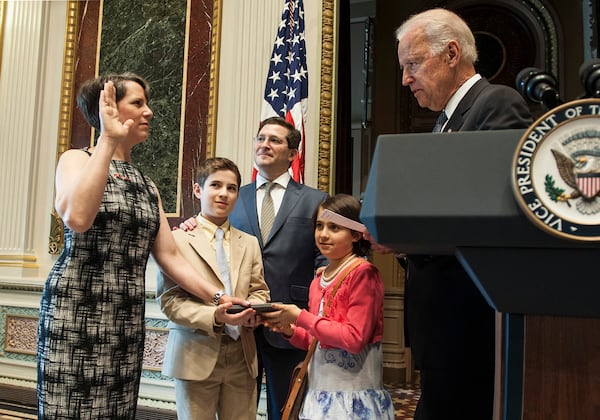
left=0, top=255, right=39, bottom=269
left=318, top=0, right=335, bottom=193
left=56, top=1, right=79, bottom=159
left=0, top=263, right=39, bottom=269
left=49, top=0, right=80, bottom=255
left=0, top=282, right=42, bottom=292
left=0, top=255, right=37, bottom=262
left=174, top=0, right=193, bottom=218
left=0, top=264, right=39, bottom=269
left=206, top=0, right=222, bottom=159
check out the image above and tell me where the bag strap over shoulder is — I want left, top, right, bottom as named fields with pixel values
left=281, top=257, right=366, bottom=419
left=300, top=257, right=366, bottom=368
left=322, top=257, right=365, bottom=317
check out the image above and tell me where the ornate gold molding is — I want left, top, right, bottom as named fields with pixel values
left=49, top=0, right=79, bottom=255
left=318, top=0, right=335, bottom=193
left=205, top=0, right=222, bottom=159
left=56, top=1, right=79, bottom=160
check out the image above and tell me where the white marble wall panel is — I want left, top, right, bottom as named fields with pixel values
left=0, top=1, right=64, bottom=281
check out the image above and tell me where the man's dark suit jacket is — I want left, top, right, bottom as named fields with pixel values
left=229, top=179, right=328, bottom=349
left=405, top=78, right=532, bottom=374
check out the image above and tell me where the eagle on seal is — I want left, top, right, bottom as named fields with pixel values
left=551, top=149, right=600, bottom=214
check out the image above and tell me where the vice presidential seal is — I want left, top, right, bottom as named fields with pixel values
left=512, top=98, right=600, bottom=241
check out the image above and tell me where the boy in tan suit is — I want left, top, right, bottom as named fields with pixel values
left=157, top=157, right=270, bottom=420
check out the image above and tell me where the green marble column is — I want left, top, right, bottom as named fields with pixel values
left=99, top=0, right=187, bottom=213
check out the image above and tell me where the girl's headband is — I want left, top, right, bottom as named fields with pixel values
left=320, top=209, right=366, bottom=233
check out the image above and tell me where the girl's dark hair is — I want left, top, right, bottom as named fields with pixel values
left=314, top=193, right=371, bottom=257
left=76, top=72, right=151, bottom=131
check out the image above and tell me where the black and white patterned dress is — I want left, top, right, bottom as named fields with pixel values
left=37, top=154, right=160, bottom=419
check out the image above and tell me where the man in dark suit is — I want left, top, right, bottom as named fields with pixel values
left=229, top=116, right=328, bottom=420
left=394, top=8, right=533, bottom=420
left=178, top=118, right=327, bottom=418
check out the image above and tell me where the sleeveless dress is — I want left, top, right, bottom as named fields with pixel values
left=37, top=155, right=160, bottom=419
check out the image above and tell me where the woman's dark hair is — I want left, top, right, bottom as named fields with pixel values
left=76, top=72, right=151, bottom=131
left=314, top=193, right=371, bottom=257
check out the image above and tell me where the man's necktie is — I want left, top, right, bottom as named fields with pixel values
left=432, top=110, right=448, bottom=133
left=260, top=182, right=275, bottom=241
left=215, top=227, right=239, bottom=340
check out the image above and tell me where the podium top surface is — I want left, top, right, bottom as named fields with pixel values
left=360, top=129, right=600, bottom=254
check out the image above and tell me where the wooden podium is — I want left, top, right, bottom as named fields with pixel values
left=360, top=130, right=600, bottom=419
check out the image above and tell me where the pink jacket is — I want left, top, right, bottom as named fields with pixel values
left=289, top=261, right=385, bottom=354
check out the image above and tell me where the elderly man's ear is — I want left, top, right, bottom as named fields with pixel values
left=445, top=41, right=460, bottom=65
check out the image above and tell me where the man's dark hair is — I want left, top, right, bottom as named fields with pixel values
left=257, top=116, right=301, bottom=150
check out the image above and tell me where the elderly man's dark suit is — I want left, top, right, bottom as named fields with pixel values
left=229, top=178, right=327, bottom=420
left=405, top=78, right=532, bottom=420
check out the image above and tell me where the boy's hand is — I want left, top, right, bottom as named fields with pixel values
left=220, top=295, right=250, bottom=306
left=214, top=303, right=255, bottom=325
left=243, top=313, right=262, bottom=329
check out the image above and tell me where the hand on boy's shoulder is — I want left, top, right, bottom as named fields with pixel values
left=172, top=217, right=198, bottom=231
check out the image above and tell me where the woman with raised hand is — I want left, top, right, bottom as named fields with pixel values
left=37, top=73, right=246, bottom=419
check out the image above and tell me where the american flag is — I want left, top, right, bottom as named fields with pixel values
left=259, top=0, right=308, bottom=183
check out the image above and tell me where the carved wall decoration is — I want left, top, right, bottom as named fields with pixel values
left=143, top=327, right=169, bottom=372
left=4, top=315, right=38, bottom=356
left=0, top=305, right=171, bottom=376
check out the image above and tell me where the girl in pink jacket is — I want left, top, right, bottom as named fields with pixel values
left=264, top=194, right=394, bottom=419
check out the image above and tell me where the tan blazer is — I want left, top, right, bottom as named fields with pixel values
left=156, top=225, right=269, bottom=380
